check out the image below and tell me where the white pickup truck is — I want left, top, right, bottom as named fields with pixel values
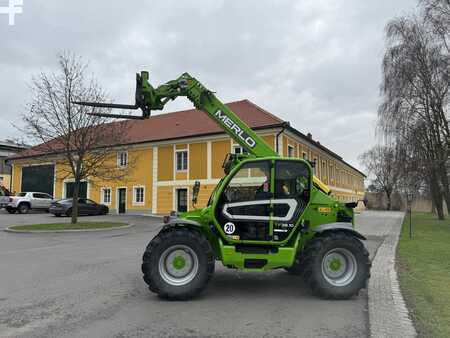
left=1, top=192, right=55, bottom=214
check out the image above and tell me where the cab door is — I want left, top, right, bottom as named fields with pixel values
left=217, top=160, right=273, bottom=241
left=271, top=160, right=311, bottom=241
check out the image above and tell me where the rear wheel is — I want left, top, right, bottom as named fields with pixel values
left=302, top=231, right=370, bottom=299
left=17, top=203, right=30, bottom=214
left=65, top=208, right=72, bottom=217
left=142, top=227, right=215, bottom=300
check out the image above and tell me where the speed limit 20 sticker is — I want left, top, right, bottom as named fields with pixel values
left=223, top=222, right=236, bottom=234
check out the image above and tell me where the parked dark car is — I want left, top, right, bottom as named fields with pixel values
left=49, top=198, right=109, bottom=217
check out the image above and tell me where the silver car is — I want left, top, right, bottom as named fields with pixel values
left=2, top=192, right=55, bottom=214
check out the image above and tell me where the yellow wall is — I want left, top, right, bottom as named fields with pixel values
left=157, top=183, right=217, bottom=214
left=8, top=130, right=366, bottom=214
left=0, top=174, right=11, bottom=190
left=11, top=164, right=22, bottom=193
left=262, top=135, right=275, bottom=150
left=212, top=140, right=229, bottom=179
left=158, top=146, right=173, bottom=181
left=157, top=186, right=173, bottom=214
left=189, top=142, right=207, bottom=180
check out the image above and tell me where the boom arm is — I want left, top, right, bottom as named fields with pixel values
left=74, top=71, right=330, bottom=194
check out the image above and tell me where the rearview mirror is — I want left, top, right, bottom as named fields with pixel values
left=192, top=181, right=200, bottom=207
left=362, top=196, right=368, bottom=207
left=356, top=197, right=368, bottom=208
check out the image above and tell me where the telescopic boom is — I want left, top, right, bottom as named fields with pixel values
left=74, top=71, right=331, bottom=194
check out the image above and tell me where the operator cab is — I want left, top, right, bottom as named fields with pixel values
left=215, top=158, right=311, bottom=242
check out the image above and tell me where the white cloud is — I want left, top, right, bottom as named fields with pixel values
left=0, top=0, right=416, bottom=170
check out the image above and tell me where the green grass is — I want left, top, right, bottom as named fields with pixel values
left=9, top=222, right=127, bottom=231
left=397, top=212, right=450, bottom=338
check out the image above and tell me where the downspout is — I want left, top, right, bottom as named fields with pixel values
left=275, top=122, right=288, bottom=155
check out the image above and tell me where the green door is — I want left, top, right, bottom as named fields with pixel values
left=21, top=165, right=54, bottom=196
left=65, top=182, right=87, bottom=199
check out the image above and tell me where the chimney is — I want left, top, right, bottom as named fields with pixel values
left=307, top=132, right=312, bottom=139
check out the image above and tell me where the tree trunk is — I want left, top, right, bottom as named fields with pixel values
left=386, top=191, right=392, bottom=211
left=437, top=166, right=450, bottom=216
left=71, top=177, right=80, bottom=224
left=430, top=179, right=445, bottom=220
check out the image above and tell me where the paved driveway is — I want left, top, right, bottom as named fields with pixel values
left=0, top=210, right=395, bottom=337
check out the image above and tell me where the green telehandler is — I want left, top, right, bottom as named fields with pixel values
left=75, top=71, right=370, bottom=300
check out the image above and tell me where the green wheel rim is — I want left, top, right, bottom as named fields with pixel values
left=321, top=248, right=357, bottom=287
left=158, top=244, right=199, bottom=286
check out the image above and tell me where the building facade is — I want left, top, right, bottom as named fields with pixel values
left=0, top=141, right=28, bottom=190
left=9, top=100, right=366, bottom=214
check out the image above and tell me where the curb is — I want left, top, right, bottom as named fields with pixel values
left=4, top=223, right=134, bottom=233
left=368, top=213, right=417, bottom=337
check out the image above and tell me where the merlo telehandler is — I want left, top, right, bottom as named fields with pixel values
left=75, top=71, right=370, bottom=300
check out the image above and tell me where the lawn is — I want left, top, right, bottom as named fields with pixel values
left=397, top=212, right=450, bottom=337
left=9, top=222, right=128, bottom=231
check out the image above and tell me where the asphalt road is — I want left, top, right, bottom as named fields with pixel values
left=0, top=210, right=391, bottom=338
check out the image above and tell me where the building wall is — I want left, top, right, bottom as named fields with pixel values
left=9, top=130, right=366, bottom=214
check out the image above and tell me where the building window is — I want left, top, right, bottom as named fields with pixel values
left=302, top=152, right=308, bottom=160
left=176, top=151, right=188, bottom=171
left=233, top=145, right=249, bottom=155
left=133, top=186, right=145, bottom=204
left=101, top=187, right=111, bottom=205
left=117, top=151, right=128, bottom=168
left=287, top=145, right=294, bottom=158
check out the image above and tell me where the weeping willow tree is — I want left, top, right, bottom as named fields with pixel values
left=378, top=9, right=450, bottom=219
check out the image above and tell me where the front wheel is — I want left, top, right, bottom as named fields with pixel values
left=302, top=231, right=370, bottom=299
left=6, top=207, right=16, bottom=214
left=141, top=228, right=215, bottom=300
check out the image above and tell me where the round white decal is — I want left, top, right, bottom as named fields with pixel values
left=224, top=222, right=236, bottom=234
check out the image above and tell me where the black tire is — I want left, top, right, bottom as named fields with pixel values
left=141, top=227, right=215, bottom=300
left=54, top=213, right=61, bottom=217
left=301, top=231, right=370, bottom=300
left=65, top=208, right=72, bottom=217
left=17, top=203, right=30, bottom=214
left=6, top=207, right=16, bottom=214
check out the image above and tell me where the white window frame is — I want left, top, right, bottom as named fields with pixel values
left=115, top=186, right=127, bottom=214
left=287, top=145, right=294, bottom=158
left=175, top=149, right=188, bottom=172
left=100, top=187, right=112, bottom=205
left=174, top=187, right=189, bottom=212
left=117, top=151, right=128, bottom=168
left=232, top=144, right=249, bottom=155
left=133, top=185, right=145, bottom=205
left=62, top=179, right=89, bottom=199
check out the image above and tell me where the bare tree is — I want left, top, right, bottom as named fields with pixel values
left=359, top=145, right=401, bottom=210
left=21, top=52, right=132, bottom=224
left=378, top=14, right=450, bottom=218
left=422, top=0, right=450, bottom=53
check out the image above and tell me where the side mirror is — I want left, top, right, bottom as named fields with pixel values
left=363, top=196, right=368, bottom=207
left=192, top=180, right=200, bottom=207
left=356, top=197, right=368, bottom=208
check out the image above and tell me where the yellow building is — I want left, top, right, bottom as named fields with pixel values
left=9, top=100, right=366, bottom=214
